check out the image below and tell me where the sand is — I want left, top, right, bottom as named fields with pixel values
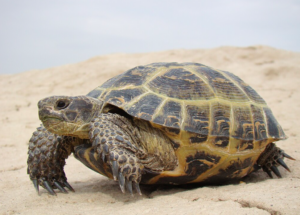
left=0, top=46, right=299, bottom=215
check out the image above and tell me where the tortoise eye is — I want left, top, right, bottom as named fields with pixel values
left=56, top=100, right=69, bottom=110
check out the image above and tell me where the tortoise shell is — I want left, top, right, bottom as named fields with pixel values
left=87, top=62, right=286, bottom=183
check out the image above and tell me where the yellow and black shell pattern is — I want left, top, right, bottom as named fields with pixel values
left=87, top=62, right=286, bottom=184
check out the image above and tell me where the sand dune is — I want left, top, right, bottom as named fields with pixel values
left=0, top=46, right=299, bottom=214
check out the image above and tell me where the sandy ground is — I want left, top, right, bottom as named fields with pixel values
left=0, top=46, right=299, bottom=215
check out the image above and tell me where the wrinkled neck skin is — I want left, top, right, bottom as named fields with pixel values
left=38, top=95, right=104, bottom=139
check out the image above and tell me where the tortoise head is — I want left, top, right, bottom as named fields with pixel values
left=38, top=96, right=104, bottom=139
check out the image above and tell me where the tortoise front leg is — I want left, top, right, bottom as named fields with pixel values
left=27, top=125, right=76, bottom=195
left=89, top=113, right=145, bottom=195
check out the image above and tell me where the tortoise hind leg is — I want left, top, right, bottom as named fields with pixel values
left=257, top=143, right=295, bottom=178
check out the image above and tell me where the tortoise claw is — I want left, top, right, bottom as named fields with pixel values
left=118, top=172, right=126, bottom=193
left=134, top=182, right=142, bottom=195
left=43, top=181, right=56, bottom=196
left=103, top=144, right=109, bottom=155
left=270, top=166, right=282, bottom=178
left=277, top=158, right=291, bottom=172
left=101, top=152, right=106, bottom=162
left=32, top=179, right=40, bottom=195
left=126, top=180, right=133, bottom=195
left=112, top=161, right=119, bottom=181
left=265, top=168, right=273, bottom=178
left=63, top=181, right=75, bottom=192
left=282, top=152, right=295, bottom=160
left=54, top=181, right=68, bottom=194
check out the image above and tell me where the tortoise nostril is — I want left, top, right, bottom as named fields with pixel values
left=38, top=100, right=45, bottom=109
left=45, top=107, right=53, bottom=111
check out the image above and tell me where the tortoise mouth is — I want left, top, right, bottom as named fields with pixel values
left=41, top=116, right=62, bottom=122
left=41, top=117, right=63, bottom=129
left=39, top=107, right=65, bottom=122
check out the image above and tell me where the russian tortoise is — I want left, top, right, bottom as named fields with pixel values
left=27, top=62, right=294, bottom=196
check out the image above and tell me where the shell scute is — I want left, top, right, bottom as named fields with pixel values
left=104, top=88, right=146, bottom=107
left=127, top=93, right=163, bottom=121
left=101, top=66, right=155, bottom=88
left=184, top=103, right=210, bottom=136
left=147, top=68, right=215, bottom=100
left=195, top=66, right=249, bottom=101
left=251, top=105, right=267, bottom=141
left=87, top=87, right=103, bottom=98
left=223, top=71, right=266, bottom=104
left=202, top=157, right=254, bottom=184
left=185, top=151, right=221, bottom=175
left=232, top=105, right=254, bottom=141
left=211, top=102, right=231, bottom=137
left=264, top=107, right=286, bottom=140
left=152, top=100, right=182, bottom=129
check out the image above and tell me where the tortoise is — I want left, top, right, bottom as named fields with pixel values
left=27, top=62, right=294, bottom=196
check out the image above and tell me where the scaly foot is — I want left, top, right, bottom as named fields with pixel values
left=257, top=143, right=295, bottom=178
left=27, top=126, right=75, bottom=195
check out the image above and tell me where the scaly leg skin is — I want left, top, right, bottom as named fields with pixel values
left=257, top=143, right=295, bottom=178
left=27, top=125, right=76, bottom=195
left=89, top=113, right=145, bottom=195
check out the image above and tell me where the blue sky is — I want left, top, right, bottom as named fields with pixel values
left=1, top=0, right=299, bottom=74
